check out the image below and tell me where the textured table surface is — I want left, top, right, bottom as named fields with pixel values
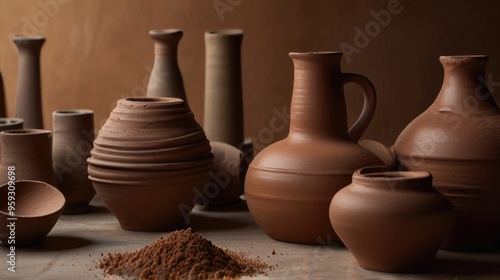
left=1, top=196, right=500, bottom=280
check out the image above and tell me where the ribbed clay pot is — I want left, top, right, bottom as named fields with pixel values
left=245, top=52, right=385, bottom=244
left=393, top=55, right=500, bottom=252
left=0, top=129, right=56, bottom=186
left=329, top=167, right=455, bottom=272
left=88, top=97, right=213, bottom=231
left=203, top=29, right=244, bottom=148
left=146, top=29, right=187, bottom=104
left=203, top=141, right=249, bottom=206
left=52, top=109, right=95, bottom=214
left=13, top=36, right=45, bottom=129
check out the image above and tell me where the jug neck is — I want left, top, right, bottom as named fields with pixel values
left=150, top=29, right=182, bottom=57
left=288, top=52, right=350, bottom=140
left=431, top=55, right=499, bottom=113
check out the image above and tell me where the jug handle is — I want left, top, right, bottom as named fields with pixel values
left=341, top=73, right=377, bottom=141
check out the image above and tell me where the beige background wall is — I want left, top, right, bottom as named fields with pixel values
left=0, top=0, right=499, bottom=150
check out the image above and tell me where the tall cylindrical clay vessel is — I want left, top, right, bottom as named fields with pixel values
left=0, top=129, right=57, bottom=186
left=203, top=29, right=244, bottom=148
left=13, top=36, right=45, bottom=129
left=52, top=110, right=95, bottom=214
left=245, top=52, right=384, bottom=244
left=146, top=29, right=188, bottom=104
left=393, top=55, right=500, bottom=251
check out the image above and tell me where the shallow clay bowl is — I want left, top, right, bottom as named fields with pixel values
left=0, top=180, right=65, bottom=246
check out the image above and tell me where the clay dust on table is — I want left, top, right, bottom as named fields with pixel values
left=97, top=228, right=273, bottom=279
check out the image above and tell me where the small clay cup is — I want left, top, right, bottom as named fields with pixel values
left=0, top=180, right=65, bottom=246
left=0, top=129, right=57, bottom=186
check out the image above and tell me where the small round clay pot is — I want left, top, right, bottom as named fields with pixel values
left=0, top=180, right=65, bottom=246
left=0, top=129, right=57, bottom=186
left=52, top=109, right=95, bottom=214
left=203, top=141, right=249, bottom=206
left=329, top=167, right=455, bottom=272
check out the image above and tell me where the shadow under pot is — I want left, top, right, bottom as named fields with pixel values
left=329, top=167, right=455, bottom=273
left=0, top=129, right=57, bottom=186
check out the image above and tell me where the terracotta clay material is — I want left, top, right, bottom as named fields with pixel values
left=0, top=180, right=65, bottom=246
left=52, top=109, right=95, bottom=214
left=329, top=167, right=455, bottom=272
left=88, top=97, right=213, bottom=231
left=146, top=29, right=188, bottom=103
left=245, top=52, right=384, bottom=244
left=0, top=118, right=23, bottom=131
left=393, top=55, right=500, bottom=252
left=204, top=141, right=249, bottom=206
left=203, top=29, right=244, bottom=148
left=0, top=129, right=57, bottom=187
left=13, top=36, right=45, bottom=129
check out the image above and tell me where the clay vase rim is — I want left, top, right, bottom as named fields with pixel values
left=205, top=29, right=243, bottom=36
left=53, top=109, right=94, bottom=116
left=120, top=97, right=184, bottom=106
left=289, top=51, right=343, bottom=58
left=0, top=118, right=23, bottom=126
left=354, top=166, right=431, bottom=183
left=0, top=180, right=65, bottom=218
left=439, top=55, right=488, bottom=60
left=12, top=36, right=46, bottom=43
left=1, top=128, right=51, bottom=136
left=149, top=29, right=182, bottom=35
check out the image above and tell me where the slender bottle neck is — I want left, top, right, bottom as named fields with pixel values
left=431, top=56, right=499, bottom=113
left=288, top=53, right=350, bottom=140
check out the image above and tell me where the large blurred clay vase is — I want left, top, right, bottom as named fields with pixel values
left=0, top=71, right=6, bottom=118
left=146, top=29, right=187, bottom=104
left=13, top=36, right=45, bottom=129
left=203, top=29, right=244, bottom=148
left=245, top=52, right=384, bottom=244
left=52, top=110, right=95, bottom=214
left=0, top=129, right=57, bottom=186
left=393, top=55, right=500, bottom=252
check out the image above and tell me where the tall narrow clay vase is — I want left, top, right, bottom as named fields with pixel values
left=0, top=71, right=6, bottom=118
left=203, top=29, right=244, bottom=148
left=13, top=36, right=45, bottom=129
left=52, top=110, right=95, bottom=214
left=245, top=52, right=385, bottom=244
left=329, top=167, right=455, bottom=272
left=0, top=129, right=57, bottom=187
left=393, top=55, right=500, bottom=252
left=146, top=29, right=187, bottom=104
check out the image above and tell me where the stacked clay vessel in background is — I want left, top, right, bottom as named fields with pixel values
left=87, top=97, right=213, bottom=231
left=203, top=29, right=249, bottom=205
left=393, top=55, right=500, bottom=251
left=245, top=52, right=386, bottom=244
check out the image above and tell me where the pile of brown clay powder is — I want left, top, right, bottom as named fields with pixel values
left=98, top=228, right=273, bottom=279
